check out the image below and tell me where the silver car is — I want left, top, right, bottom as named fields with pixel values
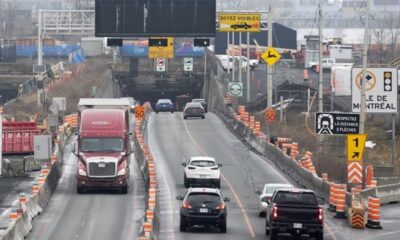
left=257, top=183, right=294, bottom=217
left=183, top=102, right=205, bottom=119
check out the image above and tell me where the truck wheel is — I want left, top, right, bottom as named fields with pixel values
left=201, top=116, right=205, bottom=119
left=220, top=221, right=227, bottom=233
left=265, top=226, right=270, bottom=235
left=121, top=186, right=128, bottom=194
left=184, top=116, right=187, bottom=120
left=315, top=231, right=324, bottom=240
left=77, top=187, right=84, bottom=194
left=171, top=111, right=174, bottom=113
left=156, top=111, right=159, bottom=114
left=269, top=228, right=278, bottom=240
left=180, top=218, right=186, bottom=232
left=184, top=175, right=190, bottom=188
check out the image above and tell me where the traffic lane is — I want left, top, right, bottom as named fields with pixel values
left=26, top=140, right=145, bottom=240
left=149, top=112, right=318, bottom=239
left=149, top=113, right=268, bottom=239
left=182, top=113, right=340, bottom=239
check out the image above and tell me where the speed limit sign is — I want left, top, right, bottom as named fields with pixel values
left=135, top=106, right=145, bottom=120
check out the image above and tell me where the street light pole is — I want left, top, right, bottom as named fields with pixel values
left=361, top=0, right=371, bottom=189
left=37, top=9, right=44, bottom=107
left=318, top=0, right=324, bottom=113
left=267, top=4, right=273, bottom=108
left=360, top=0, right=370, bottom=134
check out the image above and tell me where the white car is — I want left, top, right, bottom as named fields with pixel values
left=257, top=183, right=294, bottom=217
left=182, top=157, right=222, bottom=188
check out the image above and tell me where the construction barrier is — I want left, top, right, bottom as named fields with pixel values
left=334, top=184, right=347, bottom=219
left=348, top=205, right=365, bottom=229
left=329, top=183, right=337, bottom=212
left=366, top=197, right=382, bottom=229
left=290, top=142, right=299, bottom=160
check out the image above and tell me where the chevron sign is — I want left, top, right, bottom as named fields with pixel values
left=348, top=162, right=362, bottom=184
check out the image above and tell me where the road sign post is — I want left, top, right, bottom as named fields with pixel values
left=229, top=82, right=243, bottom=97
left=347, top=134, right=367, bottom=184
left=315, top=112, right=360, bottom=135
left=218, top=13, right=261, bottom=32
left=135, top=106, right=145, bottom=120
left=149, top=37, right=174, bottom=59
left=352, top=68, right=398, bottom=113
left=184, top=58, right=193, bottom=72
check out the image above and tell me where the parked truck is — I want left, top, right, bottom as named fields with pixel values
left=75, top=98, right=134, bottom=194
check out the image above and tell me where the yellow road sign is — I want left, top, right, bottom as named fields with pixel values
left=218, top=13, right=260, bottom=32
left=262, top=47, right=282, bottom=66
left=347, top=134, right=367, bottom=162
left=148, top=37, right=174, bottom=59
left=135, top=106, right=145, bottom=120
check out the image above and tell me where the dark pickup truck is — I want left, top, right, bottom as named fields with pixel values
left=265, top=189, right=323, bottom=240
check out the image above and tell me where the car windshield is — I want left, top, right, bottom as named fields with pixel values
left=266, top=185, right=293, bottom=195
left=157, top=99, right=172, bottom=104
left=190, top=160, right=216, bottom=167
left=81, top=138, right=124, bottom=152
left=187, top=193, right=220, bottom=204
left=273, top=192, right=318, bottom=206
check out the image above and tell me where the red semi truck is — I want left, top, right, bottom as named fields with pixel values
left=75, top=98, right=133, bottom=194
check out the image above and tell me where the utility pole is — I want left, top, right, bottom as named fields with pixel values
left=246, top=32, right=251, bottom=103
left=360, top=0, right=370, bottom=134
left=239, top=32, right=242, bottom=84
left=361, top=0, right=371, bottom=189
left=232, top=33, right=236, bottom=82
left=37, top=9, right=44, bottom=107
left=318, top=0, right=323, bottom=112
left=267, top=4, right=273, bottom=108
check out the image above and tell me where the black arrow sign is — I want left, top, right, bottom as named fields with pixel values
left=352, top=152, right=360, bottom=159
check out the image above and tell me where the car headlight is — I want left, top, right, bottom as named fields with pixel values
left=78, top=168, right=87, bottom=176
left=117, top=168, right=126, bottom=176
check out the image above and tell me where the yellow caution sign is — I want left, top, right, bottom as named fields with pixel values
left=347, top=134, right=367, bottom=162
left=148, top=37, right=174, bottom=59
left=262, top=47, right=282, bottom=66
left=218, top=13, right=261, bottom=32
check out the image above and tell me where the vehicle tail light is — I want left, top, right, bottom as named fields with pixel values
left=182, top=201, right=192, bottom=209
left=272, top=206, right=278, bottom=220
left=188, top=166, right=196, bottom=170
left=318, top=207, right=323, bottom=222
left=216, top=202, right=225, bottom=210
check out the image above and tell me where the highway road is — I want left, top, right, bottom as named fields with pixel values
left=26, top=140, right=146, bottom=240
left=148, top=112, right=400, bottom=240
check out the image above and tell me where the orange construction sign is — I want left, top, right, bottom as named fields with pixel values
left=135, top=106, right=145, bottom=120
left=265, top=108, right=276, bottom=123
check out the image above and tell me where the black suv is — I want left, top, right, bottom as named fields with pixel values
left=177, top=188, right=230, bottom=233
left=266, top=189, right=324, bottom=240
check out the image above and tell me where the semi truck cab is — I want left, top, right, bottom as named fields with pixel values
left=76, top=108, right=131, bottom=194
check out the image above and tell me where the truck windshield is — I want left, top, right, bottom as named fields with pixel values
left=81, top=138, right=124, bottom=152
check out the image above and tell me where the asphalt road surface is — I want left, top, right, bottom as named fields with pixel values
left=148, top=112, right=400, bottom=240
left=26, top=140, right=146, bottom=240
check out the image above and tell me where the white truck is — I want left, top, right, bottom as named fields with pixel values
left=216, top=55, right=258, bottom=71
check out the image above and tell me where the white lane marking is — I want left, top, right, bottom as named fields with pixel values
left=364, top=230, right=400, bottom=239
left=183, top=119, right=256, bottom=238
